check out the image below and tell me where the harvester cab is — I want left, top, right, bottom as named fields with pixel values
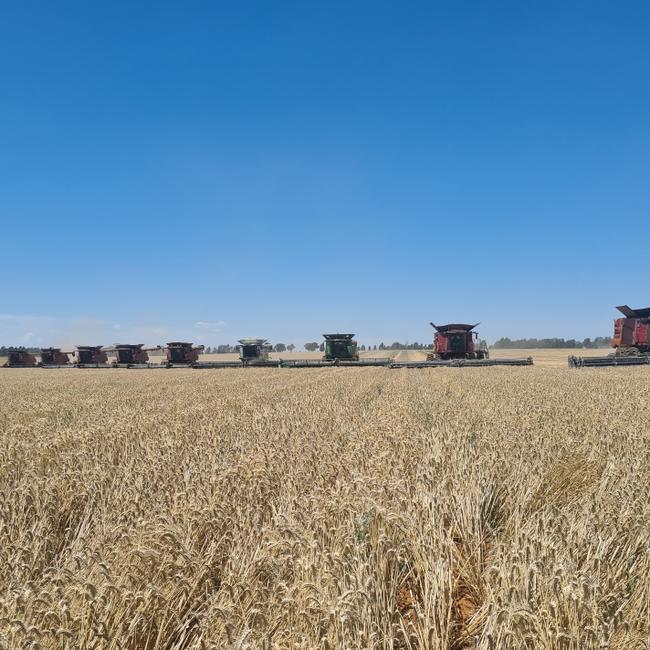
left=323, top=334, right=359, bottom=361
left=165, top=342, right=204, bottom=366
left=427, top=323, right=489, bottom=360
left=3, top=350, right=38, bottom=367
left=238, top=339, right=273, bottom=365
left=75, top=346, right=109, bottom=365
left=40, top=348, right=72, bottom=365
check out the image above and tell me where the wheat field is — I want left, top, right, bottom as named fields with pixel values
left=1, top=361, right=649, bottom=649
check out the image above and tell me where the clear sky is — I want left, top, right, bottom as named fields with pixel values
left=1, top=1, right=649, bottom=348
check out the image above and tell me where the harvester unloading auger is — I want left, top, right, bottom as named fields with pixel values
left=569, top=306, right=650, bottom=368
left=389, top=323, right=533, bottom=368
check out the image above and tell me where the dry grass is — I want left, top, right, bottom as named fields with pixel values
left=1, top=364, right=649, bottom=649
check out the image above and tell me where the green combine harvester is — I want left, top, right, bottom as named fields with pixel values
left=192, top=338, right=280, bottom=368
left=280, top=334, right=390, bottom=367
left=238, top=338, right=280, bottom=367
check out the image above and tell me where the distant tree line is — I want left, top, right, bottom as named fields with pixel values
left=0, top=346, right=40, bottom=355
left=204, top=344, right=296, bottom=354
left=377, top=342, right=433, bottom=350
left=0, top=338, right=613, bottom=355
left=493, top=337, right=611, bottom=349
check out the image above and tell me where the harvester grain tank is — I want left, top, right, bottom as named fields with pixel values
left=569, top=305, right=650, bottom=367
left=165, top=342, right=204, bottom=366
left=40, top=348, right=72, bottom=366
left=3, top=350, right=38, bottom=367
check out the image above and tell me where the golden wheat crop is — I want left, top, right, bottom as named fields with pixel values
left=1, top=364, right=649, bottom=649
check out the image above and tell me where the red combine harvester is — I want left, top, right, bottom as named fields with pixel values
left=427, top=323, right=489, bottom=360
left=3, top=350, right=38, bottom=367
left=75, top=346, right=109, bottom=366
left=390, top=321, right=533, bottom=367
left=165, top=342, right=204, bottom=366
left=40, top=348, right=72, bottom=365
left=111, top=344, right=162, bottom=366
left=613, top=305, right=650, bottom=354
left=569, top=305, right=650, bottom=367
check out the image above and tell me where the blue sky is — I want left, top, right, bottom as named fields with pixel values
left=1, top=1, right=648, bottom=347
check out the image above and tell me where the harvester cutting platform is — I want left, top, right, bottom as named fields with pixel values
left=569, top=306, right=650, bottom=368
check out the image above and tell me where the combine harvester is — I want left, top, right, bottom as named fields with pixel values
left=191, top=334, right=388, bottom=369
left=40, top=348, right=73, bottom=366
left=29, top=345, right=110, bottom=368
left=73, top=346, right=112, bottom=368
left=193, top=338, right=278, bottom=368
left=165, top=342, right=204, bottom=367
left=569, top=306, right=650, bottom=368
left=280, top=334, right=390, bottom=368
left=107, top=344, right=165, bottom=368
left=3, top=325, right=532, bottom=371
left=38, top=342, right=206, bottom=369
left=2, top=350, right=39, bottom=367
left=390, top=323, right=533, bottom=368
left=239, top=339, right=281, bottom=367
